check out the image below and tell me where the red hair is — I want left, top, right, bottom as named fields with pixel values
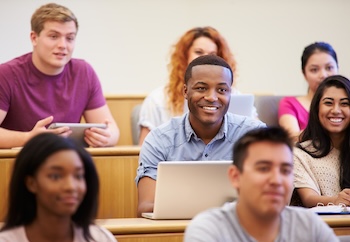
left=166, top=26, right=237, bottom=115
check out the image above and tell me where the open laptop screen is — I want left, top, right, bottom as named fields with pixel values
left=142, top=160, right=237, bottom=220
left=228, top=94, right=254, bottom=117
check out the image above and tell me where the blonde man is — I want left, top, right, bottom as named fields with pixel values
left=0, top=3, right=119, bottom=148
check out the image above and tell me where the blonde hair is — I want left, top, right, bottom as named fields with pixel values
left=166, top=26, right=236, bottom=115
left=31, top=3, right=78, bottom=35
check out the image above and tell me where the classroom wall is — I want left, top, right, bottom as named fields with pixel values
left=1, top=0, right=349, bottom=96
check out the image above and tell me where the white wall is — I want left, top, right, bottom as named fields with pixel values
left=1, top=0, right=349, bottom=96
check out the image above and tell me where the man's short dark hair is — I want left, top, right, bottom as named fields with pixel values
left=184, top=55, right=233, bottom=84
left=233, top=127, right=293, bottom=171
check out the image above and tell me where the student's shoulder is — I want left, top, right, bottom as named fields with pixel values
left=148, top=86, right=166, bottom=96
left=67, top=58, right=95, bottom=71
left=89, top=225, right=117, bottom=241
left=0, top=53, right=31, bottom=72
left=189, top=207, right=223, bottom=229
left=0, top=226, right=27, bottom=241
left=284, top=205, right=323, bottom=222
left=282, top=206, right=338, bottom=241
left=149, top=116, right=185, bottom=143
left=74, top=224, right=117, bottom=241
left=143, top=86, right=167, bottom=104
left=143, top=115, right=187, bottom=149
left=294, top=140, right=317, bottom=156
left=186, top=202, right=237, bottom=242
left=191, top=202, right=236, bottom=224
left=279, top=96, right=300, bottom=107
left=226, top=112, right=266, bottom=128
left=154, top=115, right=184, bottom=132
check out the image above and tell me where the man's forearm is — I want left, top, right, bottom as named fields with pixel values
left=0, top=128, right=29, bottom=148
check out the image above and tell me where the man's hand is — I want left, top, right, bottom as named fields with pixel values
left=28, top=116, right=72, bottom=141
left=84, top=120, right=111, bottom=147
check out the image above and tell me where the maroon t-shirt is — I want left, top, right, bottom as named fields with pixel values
left=0, top=53, right=106, bottom=131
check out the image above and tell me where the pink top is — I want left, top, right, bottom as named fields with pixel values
left=278, top=96, right=309, bottom=130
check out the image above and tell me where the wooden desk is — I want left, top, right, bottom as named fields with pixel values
left=321, top=215, right=350, bottom=235
left=97, top=218, right=187, bottom=242
left=0, top=216, right=349, bottom=242
left=0, top=146, right=140, bottom=221
left=95, top=215, right=350, bottom=242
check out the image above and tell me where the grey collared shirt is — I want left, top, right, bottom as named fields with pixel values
left=135, top=112, right=266, bottom=184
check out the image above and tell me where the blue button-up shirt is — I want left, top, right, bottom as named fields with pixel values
left=135, top=112, right=266, bottom=184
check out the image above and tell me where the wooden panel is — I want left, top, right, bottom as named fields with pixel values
left=0, top=159, right=12, bottom=221
left=0, top=147, right=140, bottom=221
left=97, top=218, right=188, bottom=234
left=86, top=146, right=140, bottom=157
left=116, top=233, right=183, bottom=242
left=94, top=155, right=139, bottom=219
left=105, top=94, right=146, bottom=146
left=333, top=228, right=350, bottom=236
left=98, top=218, right=187, bottom=241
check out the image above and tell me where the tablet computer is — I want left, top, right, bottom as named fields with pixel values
left=48, top=123, right=107, bottom=147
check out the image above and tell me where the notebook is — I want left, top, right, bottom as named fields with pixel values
left=310, top=203, right=350, bottom=215
left=228, top=94, right=255, bottom=117
left=141, top=160, right=237, bottom=220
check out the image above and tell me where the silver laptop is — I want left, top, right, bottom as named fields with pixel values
left=228, top=94, right=255, bottom=117
left=142, top=160, right=237, bottom=220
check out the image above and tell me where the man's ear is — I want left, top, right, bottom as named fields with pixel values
left=25, top=176, right=37, bottom=194
left=30, top=31, right=38, bottom=47
left=228, top=165, right=241, bottom=190
left=183, top=84, right=188, bottom=100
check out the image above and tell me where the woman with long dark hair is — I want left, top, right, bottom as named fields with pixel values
left=292, top=75, right=350, bottom=207
left=0, top=133, right=116, bottom=241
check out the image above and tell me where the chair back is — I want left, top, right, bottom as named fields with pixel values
left=131, top=104, right=142, bottom=145
left=254, top=95, right=284, bottom=126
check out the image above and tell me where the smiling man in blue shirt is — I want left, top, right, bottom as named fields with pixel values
left=135, top=55, right=265, bottom=217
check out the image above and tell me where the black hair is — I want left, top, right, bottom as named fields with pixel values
left=1, top=133, right=99, bottom=241
left=298, top=75, right=350, bottom=189
left=233, top=127, right=293, bottom=171
left=184, top=54, right=233, bottom=84
left=301, top=42, right=338, bottom=74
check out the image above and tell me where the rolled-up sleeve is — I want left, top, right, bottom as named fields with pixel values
left=135, top=130, right=168, bottom=185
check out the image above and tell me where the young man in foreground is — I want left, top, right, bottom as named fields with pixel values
left=184, top=127, right=338, bottom=242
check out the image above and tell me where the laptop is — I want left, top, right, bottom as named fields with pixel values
left=141, top=160, right=237, bottom=220
left=228, top=94, right=255, bottom=117
left=183, top=93, right=254, bottom=117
